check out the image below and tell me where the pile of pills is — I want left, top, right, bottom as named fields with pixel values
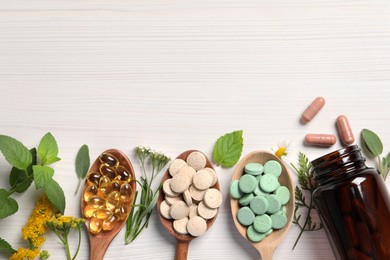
left=230, top=160, right=290, bottom=242
left=83, top=152, right=133, bottom=234
left=159, top=151, right=222, bottom=237
left=301, top=96, right=355, bottom=146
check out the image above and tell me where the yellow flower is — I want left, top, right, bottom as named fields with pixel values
left=18, top=195, right=54, bottom=259
left=9, top=248, right=40, bottom=260
left=31, top=236, right=45, bottom=249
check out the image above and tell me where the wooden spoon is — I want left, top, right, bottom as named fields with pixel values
left=157, top=150, right=220, bottom=260
left=80, top=149, right=136, bottom=260
left=230, top=151, right=295, bottom=260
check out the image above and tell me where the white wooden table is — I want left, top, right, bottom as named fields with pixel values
left=1, top=0, right=390, bottom=259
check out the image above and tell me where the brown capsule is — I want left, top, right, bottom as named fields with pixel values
left=89, top=217, right=103, bottom=235
left=84, top=185, right=98, bottom=202
left=116, top=166, right=131, bottom=182
left=87, top=172, right=102, bottom=185
left=120, top=183, right=132, bottom=202
left=87, top=196, right=106, bottom=209
left=372, top=232, right=388, bottom=257
left=305, top=134, right=337, bottom=146
left=99, top=165, right=117, bottom=180
left=352, top=198, right=377, bottom=232
left=337, top=115, right=355, bottom=145
left=111, top=180, right=121, bottom=191
left=343, top=215, right=360, bottom=248
left=103, top=215, right=118, bottom=231
left=301, top=96, right=325, bottom=123
left=338, top=186, right=352, bottom=214
left=99, top=153, right=119, bottom=167
left=83, top=205, right=96, bottom=218
left=93, top=208, right=113, bottom=220
left=347, top=248, right=372, bottom=260
left=356, top=222, right=373, bottom=255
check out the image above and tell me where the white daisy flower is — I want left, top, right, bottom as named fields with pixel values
left=271, top=140, right=294, bottom=164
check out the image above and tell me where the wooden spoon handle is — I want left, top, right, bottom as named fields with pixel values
left=259, top=248, right=274, bottom=260
left=176, top=240, right=190, bottom=260
left=89, top=237, right=110, bottom=260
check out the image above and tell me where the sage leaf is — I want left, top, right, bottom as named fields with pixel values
left=361, top=129, right=383, bottom=156
left=75, top=144, right=90, bottom=194
left=9, top=148, right=37, bottom=193
left=0, top=237, right=16, bottom=256
left=385, top=152, right=390, bottom=167
left=213, top=130, right=243, bottom=167
left=43, top=179, right=65, bottom=214
left=0, top=135, right=32, bottom=170
left=33, top=165, right=54, bottom=189
left=0, top=189, right=18, bottom=219
left=38, top=132, right=60, bottom=165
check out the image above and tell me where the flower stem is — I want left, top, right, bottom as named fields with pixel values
left=71, top=227, right=82, bottom=260
left=64, top=234, right=72, bottom=260
left=293, top=197, right=313, bottom=249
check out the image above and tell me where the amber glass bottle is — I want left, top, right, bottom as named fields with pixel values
left=311, top=145, right=390, bottom=260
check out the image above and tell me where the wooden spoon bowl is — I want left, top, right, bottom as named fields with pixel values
left=230, top=151, right=295, bottom=260
left=80, top=149, right=136, bottom=260
left=157, top=150, right=220, bottom=260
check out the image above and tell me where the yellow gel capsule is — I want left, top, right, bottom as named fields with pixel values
left=87, top=196, right=105, bottom=209
left=115, top=206, right=128, bottom=220
left=93, top=208, right=113, bottom=220
left=106, top=191, right=120, bottom=211
left=120, top=183, right=132, bottom=202
left=99, top=153, right=119, bottom=167
left=116, top=166, right=131, bottom=182
left=98, top=186, right=112, bottom=200
left=99, top=176, right=111, bottom=192
left=99, top=165, right=117, bottom=180
left=89, top=217, right=103, bottom=235
left=103, top=215, right=118, bottom=231
left=84, top=185, right=98, bottom=202
left=83, top=205, right=96, bottom=218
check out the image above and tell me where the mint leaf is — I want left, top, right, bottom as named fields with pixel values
left=213, top=130, right=243, bottom=167
left=0, top=189, right=18, bottom=219
left=43, top=179, right=65, bottom=214
left=33, top=165, right=54, bottom=189
left=0, top=237, right=16, bottom=256
left=9, top=168, right=32, bottom=193
left=75, top=144, right=90, bottom=194
left=9, top=148, right=37, bottom=193
left=361, top=129, right=383, bottom=156
left=0, top=135, right=32, bottom=170
left=38, top=132, right=60, bottom=165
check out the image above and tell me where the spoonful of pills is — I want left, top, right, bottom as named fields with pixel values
left=230, top=151, right=295, bottom=260
left=157, top=150, right=222, bottom=260
left=81, top=149, right=136, bottom=260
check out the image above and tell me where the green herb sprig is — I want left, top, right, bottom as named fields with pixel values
left=291, top=152, right=323, bottom=249
left=361, top=129, right=390, bottom=180
left=125, top=146, right=170, bottom=244
left=0, top=133, right=65, bottom=218
left=46, top=215, right=85, bottom=260
left=74, top=144, right=90, bottom=194
left=213, top=130, right=243, bottom=167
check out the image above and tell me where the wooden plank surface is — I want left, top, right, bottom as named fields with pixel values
left=0, top=0, right=389, bottom=259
